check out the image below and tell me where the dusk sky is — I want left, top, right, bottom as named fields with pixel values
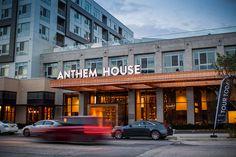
left=95, top=0, right=236, bottom=38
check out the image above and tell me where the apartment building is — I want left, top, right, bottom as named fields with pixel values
left=0, top=0, right=133, bottom=79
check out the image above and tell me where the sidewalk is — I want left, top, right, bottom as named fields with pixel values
left=168, top=133, right=236, bottom=141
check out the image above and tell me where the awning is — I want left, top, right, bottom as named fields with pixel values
left=50, top=70, right=222, bottom=91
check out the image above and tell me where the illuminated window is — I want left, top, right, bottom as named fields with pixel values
left=136, top=90, right=156, bottom=121
left=64, top=94, right=79, bottom=116
left=228, top=111, right=236, bottom=123
left=176, top=90, right=187, bottom=111
left=4, top=106, right=15, bottom=122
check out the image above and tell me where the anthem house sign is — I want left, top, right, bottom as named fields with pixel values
left=57, top=65, right=141, bottom=79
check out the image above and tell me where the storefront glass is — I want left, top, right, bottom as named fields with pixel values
left=27, top=106, right=41, bottom=123
left=194, top=87, right=218, bottom=125
left=228, top=84, right=236, bottom=123
left=136, top=90, right=156, bottom=121
left=164, top=89, right=187, bottom=125
left=3, top=106, right=15, bottom=122
left=89, top=92, right=128, bottom=126
left=27, top=106, right=54, bottom=123
left=64, top=94, right=79, bottom=116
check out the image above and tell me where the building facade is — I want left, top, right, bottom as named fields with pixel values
left=38, top=32, right=236, bottom=126
left=0, top=0, right=133, bottom=79
left=1, top=24, right=236, bottom=125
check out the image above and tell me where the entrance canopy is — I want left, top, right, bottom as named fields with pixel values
left=50, top=70, right=222, bottom=91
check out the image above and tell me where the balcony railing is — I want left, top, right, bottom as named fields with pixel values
left=57, top=24, right=65, bottom=33
left=58, top=8, right=66, bottom=17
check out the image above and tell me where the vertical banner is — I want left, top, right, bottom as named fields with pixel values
left=214, top=76, right=234, bottom=130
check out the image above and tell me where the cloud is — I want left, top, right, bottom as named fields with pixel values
left=94, top=0, right=236, bottom=38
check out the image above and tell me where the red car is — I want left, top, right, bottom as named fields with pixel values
left=39, top=116, right=112, bottom=143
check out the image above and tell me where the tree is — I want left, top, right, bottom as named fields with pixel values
left=215, top=52, right=236, bottom=76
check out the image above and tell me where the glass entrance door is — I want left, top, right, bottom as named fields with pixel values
left=136, top=90, right=156, bottom=121
left=88, top=104, right=118, bottom=126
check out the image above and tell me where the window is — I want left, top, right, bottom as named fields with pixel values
left=41, top=0, right=51, bottom=6
left=17, top=22, right=30, bottom=36
left=93, top=7, right=101, bottom=20
left=84, top=31, right=90, bottom=41
left=16, top=41, right=29, bottom=56
left=0, top=26, right=10, bottom=40
left=39, top=24, right=49, bottom=40
left=225, top=46, right=236, bottom=56
left=109, top=56, right=128, bottom=67
left=135, top=54, right=155, bottom=73
left=85, top=58, right=103, bottom=76
left=72, top=0, right=82, bottom=6
left=15, top=62, right=28, bottom=79
left=193, top=48, right=216, bottom=70
left=1, top=8, right=11, bottom=19
left=0, top=64, right=9, bottom=77
left=73, top=25, right=81, bottom=36
left=64, top=94, right=79, bottom=116
left=64, top=60, right=80, bottom=71
left=18, top=4, right=31, bottom=17
left=45, top=63, right=58, bottom=78
left=84, top=18, right=90, bottom=26
left=40, top=6, right=50, bottom=23
left=163, top=51, right=184, bottom=72
left=0, top=44, right=9, bottom=56
left=136, top=90, right=156, bottom=121
left=84, top=0, right=91, bottom=13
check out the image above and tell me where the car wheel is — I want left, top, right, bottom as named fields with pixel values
left=151, top=131, right=160, bottom=140
left=23, top=129, right=30, bottom=137
left=114, top=130, right=122, bottom=139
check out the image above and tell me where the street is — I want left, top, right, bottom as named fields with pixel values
left=0, top=135, right=236, bottom=157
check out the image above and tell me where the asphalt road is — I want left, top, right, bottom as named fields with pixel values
left=0, top=135, right=236, bottom=157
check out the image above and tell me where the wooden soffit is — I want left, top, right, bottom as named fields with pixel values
left=50, top=70, right=222, bottom=91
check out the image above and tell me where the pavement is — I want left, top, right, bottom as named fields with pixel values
left=17, top=129, right=235, bottom=141
left=168, top=133, right=235, bottom=141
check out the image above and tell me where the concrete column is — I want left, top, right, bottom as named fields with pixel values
left=186, top=87, right=195, bottom=124
left=103, top=55, right=108, bottom=67
left=155, top=51, right=162, bottom=73
left=156, top=88, right=164, bottom=122
left=128, top=48, right=134, bottom=65
left=217, top=45, right=224, bottom=56
left=128, top=90, right=135, bottom=124
left=184, top=44, right=193, bottom=71
left=80, top=58, right=85, bottom=69
left=58, top=60, right=63, bottom=71
left=79, top=92, right=85, bottom=115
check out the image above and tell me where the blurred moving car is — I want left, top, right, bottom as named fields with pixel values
left=22, top=120, right=62, bottom=137
left=0, top=121, right=18, bottom=134
left=112, top=120, right=173, bottom=140
left=40, top=116, right=112, bottom=142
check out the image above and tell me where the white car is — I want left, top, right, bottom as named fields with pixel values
left=0, top=121, right=18, bottom=134
left=22, top=120, right=62, bottom=137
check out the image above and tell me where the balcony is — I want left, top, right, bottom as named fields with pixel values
left=57, top=8, right=65, bottom=17
left=57, top=24, right=65, bottom=33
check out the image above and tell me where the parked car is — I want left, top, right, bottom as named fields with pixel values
left=111, top=120, right=172, bottom=140
left=0, top=121, right=18, bottom=134
left=22, top=120, right=62, bottom=137
left=39, top=116, right=112, bottom=142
